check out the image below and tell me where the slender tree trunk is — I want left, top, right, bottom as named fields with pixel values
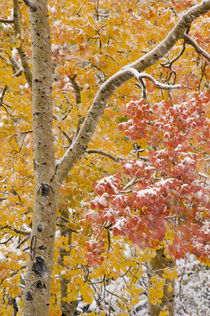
left=147, top=248, right=176, bottom=316
left=23, top=1, right=58, bottom=315
left=58, top=208, right=78, bottom=316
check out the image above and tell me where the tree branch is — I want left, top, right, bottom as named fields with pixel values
left=54, top=0, right=210, bottom=185
left=161, top=42, right=186, bottom=69
left=13, top=0, right=32, bottom=87
left=0, top=225, right=30, bottom=236
left=0, top=19, right=14, bottom=23
left=58, top=126, right=73, bottom=145
left=183, top=33, right=210, bottom=62
left=68, top=75, right=82, bottom=105
left=0, top=236, right=14, bottom=245
left=125, top=68, right=181, bottom=97
left=0, top=85, right=8, bottom=105
left=86, top=149, right=124, bottom=162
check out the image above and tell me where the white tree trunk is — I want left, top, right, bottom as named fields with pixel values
left=23, top=1, right=58, bottom=315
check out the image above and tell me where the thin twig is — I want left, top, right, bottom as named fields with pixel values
left=0, top=225, right=30, bottom=236
left=183, top=34, right=210, bottom=62
left=0, top=85, right=8, bottom=104
left=161, top=43, right=186, bottom=69
left=58, top=126, right=73, bottom=145
left=16, top=236, right=30, bottom=249
left=60, top=94, right=74, bottom=121
left=0, top=19, right=14, bottom=24
left=9, top=55, right=23, bottom=77
left=18, top=129, right=33, bottom=134
left=121, top=177, right=138, bottom=192
left=0, top=236, right=13, bottom=245
left=86, top=149, right=124, bottom=162
left=126, top=68, right=182, bottom=90
left=139, top=77, right=147, bottom=100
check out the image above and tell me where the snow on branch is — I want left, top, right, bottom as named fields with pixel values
left=183, top=34, right=210, bottom=62
left=54, top=0, right=210, bottom=185
left=0, top=19, right=14, bottom=23
left=124, top=67, right=181, bottom=99
left=139, top=73, right=181, bottom=90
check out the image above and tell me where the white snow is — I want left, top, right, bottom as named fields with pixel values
left=183, top=156, right=195, bottom=164
left=97, top=195, right=108, bottom=207
left=112, top=218, right=127, bottom=231
left=136, top=187, right=160, bottom=198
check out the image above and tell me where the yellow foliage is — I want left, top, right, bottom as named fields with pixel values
left=148, top=275, right=165, bottom=305
left=168, top=283, right=173, bottom=293
left=162, top=268, right=178, bottom=281
left=80, top=282, right=94, bottom=304
left=159, top=310, right=170, bottom=316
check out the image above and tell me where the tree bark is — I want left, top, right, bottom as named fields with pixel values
left=147, top=248, right=176, bottom=316
left=23, top=1, right=58, bottom=315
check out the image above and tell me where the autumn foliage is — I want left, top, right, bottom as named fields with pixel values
left=0, top=0, right=209, bottom=315
left=88, top=92, right=209, bottom=263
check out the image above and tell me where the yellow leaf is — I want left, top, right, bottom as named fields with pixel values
left=168, top=283, right=173, bottom=292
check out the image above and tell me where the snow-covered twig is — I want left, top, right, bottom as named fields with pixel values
left=183, top=34, right=210, bottom=62
left=125, top=68, right=182, bottom=90
left=0, top=19, right=14, bottom=23
left=121, top=177, right=138, bottom=193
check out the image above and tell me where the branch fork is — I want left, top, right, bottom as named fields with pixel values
left=122, top=67, right=181, bottom=99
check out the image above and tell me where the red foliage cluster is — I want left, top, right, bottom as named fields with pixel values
left=86, top=240, right=105, bottom=266
left=87, top=93, right=209, bottom=265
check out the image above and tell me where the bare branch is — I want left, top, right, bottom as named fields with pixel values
left=183, top=33, right=210, bottom=62
left=121, top=177, right=138, bottom=193
left=0, top=53, right=22, bottom=77
left=9, top=55, right=23, bottom=77
left=0, top=19, right=14, bottom=24
left=17, top=236, right=30, bottom=249
left=13, top=0, right=32, bottom=87
left=161, top=42, right=186, bottom=69
left=125, top=68, right=181, bottom=90
left=140, top=73, right=181, bottom=89
left=58, top=126, right=73, bottom=145
left=0, top=85, right=8, bottom=105
left=139, top=77, right=147, bottom=100
left=54, top=0, right=210, bottom=185
left=68, top=75, right=82, bottom=105
left=60, top=94, right=74, bottom=122
left=86, top=149, right=124, bottom=162
left=0, top=225, right=30, bottom=236
left=0, top=236, right=13, bottom=245
left=19, top=129, right=33, bottom=134
left=13, top=228, right=31, bottom=236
